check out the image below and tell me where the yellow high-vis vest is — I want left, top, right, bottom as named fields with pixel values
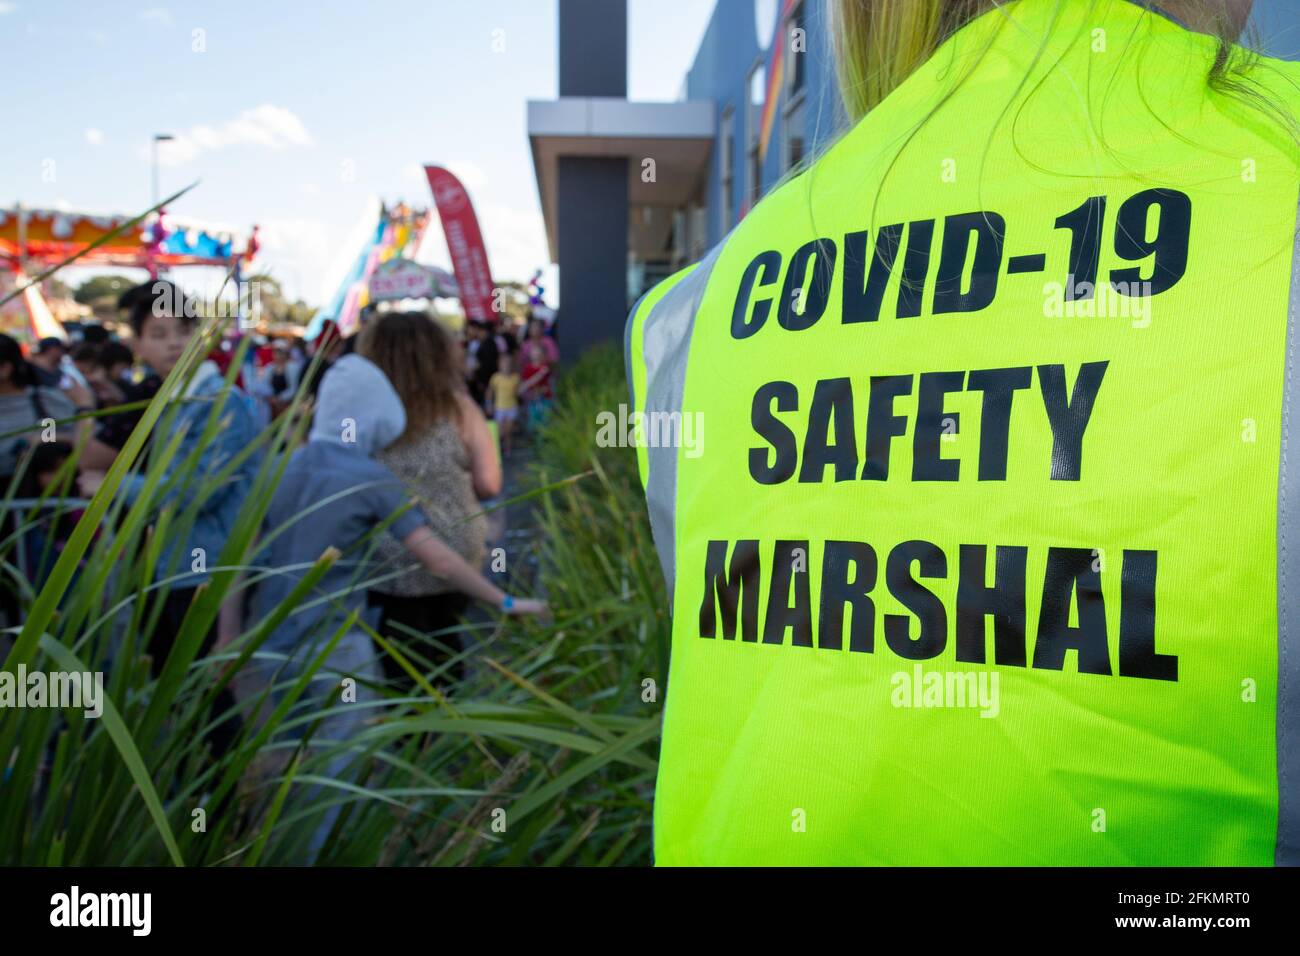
left=627, top=0, right=1300, bottom=865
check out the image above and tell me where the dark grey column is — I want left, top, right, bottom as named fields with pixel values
left=559, top=0, right=627, bottom=96
left=557, top=156, right=628, bottom=353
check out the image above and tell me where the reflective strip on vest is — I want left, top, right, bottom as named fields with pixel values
left=626, top=244, right=724, bottom=594
left=1279, top=205, right=1300, bottom=866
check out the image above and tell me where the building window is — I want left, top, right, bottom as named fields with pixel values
left=748, top=64, right=765, bottom=208
left=690, top=203, right=707, bottom=260
left=784, top=101, right=805, bottom=172
left=785, top=0, right=806, bottom=97
left=720, top=105, right=734, bottom=232
left=781, top=1, right=808, bottom=173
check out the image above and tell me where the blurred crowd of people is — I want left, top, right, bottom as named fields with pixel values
left=463, top=315, right=557, bottom=457
left=1, top=280, right=555, bottom=850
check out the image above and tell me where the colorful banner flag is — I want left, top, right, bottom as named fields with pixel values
left=425, top=165, right=497, bottom=323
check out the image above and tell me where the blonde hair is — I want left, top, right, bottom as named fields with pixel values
left=828, top=0, right=1270, bottom=121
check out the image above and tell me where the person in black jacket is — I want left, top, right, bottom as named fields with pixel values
left=465, top=320, right=498, bottom=408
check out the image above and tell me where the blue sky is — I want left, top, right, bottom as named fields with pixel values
left=0, top=0, right=717, bottom=307
left=3, top=1, right=1295, bottom=310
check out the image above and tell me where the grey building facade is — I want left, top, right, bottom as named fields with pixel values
left=528, top=0, right=1299, bottom=353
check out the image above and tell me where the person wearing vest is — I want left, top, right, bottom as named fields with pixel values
left=627, top=0, right=1300, bottom=865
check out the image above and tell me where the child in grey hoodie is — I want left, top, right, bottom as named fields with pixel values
left=248, top=353, right=545, bottom=857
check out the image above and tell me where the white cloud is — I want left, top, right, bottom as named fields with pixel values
left=442, top=160, right=489, bottom=193
left=410, top=160, right=490, bottom=194
left=0, top=3, right=18, bottom=14
left=84, top=128, right=104, bottom=146
left=139, top=7, right=173, bottom=26
left=421, top=199, right=549, bottom=286
left=149, top=104, right=314, bottom=166
left=252, top=217, right=345, bottom=304
left=478, top=202, right=550, bottom=283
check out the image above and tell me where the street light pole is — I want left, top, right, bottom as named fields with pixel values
left=150, top=133, right=174, bottom=206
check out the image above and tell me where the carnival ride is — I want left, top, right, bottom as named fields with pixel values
left=306, top=164, right=554, bottom=340
left=303, top=201, right=433, bottom=340
left=4, top=164, right=537, bottom=348
left=0, top=204, right=258, bottom=344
